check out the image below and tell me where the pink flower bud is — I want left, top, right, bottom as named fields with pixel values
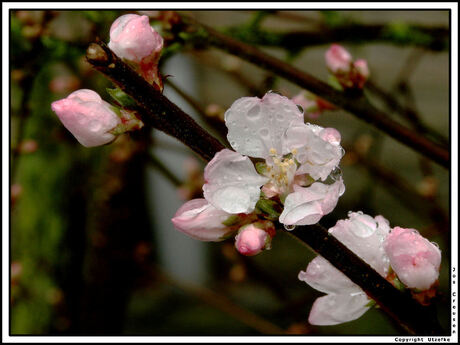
left=325, top=44, right=352, bottom=74
left=51, top=89, right=121, bottom=147
left=353, top=59, right=370, bottom=80
left=234, top=224, right=269, bottom=256
left=108, top=14, right=163, bottom=63
left=171, top=198, right=235, bottom=242
left=384, top=227, right=441, bottom=290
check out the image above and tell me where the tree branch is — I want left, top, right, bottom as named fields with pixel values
left=224, top=21, right=449, bottom=52
left=180, top=16, right=449, bottom=169
left=86, top=41, right=225, bottom=162
left=85, top=40, right=444, bottom=335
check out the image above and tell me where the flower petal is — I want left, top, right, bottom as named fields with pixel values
left=290, top=124, right=344, bottom=181
left=329, top=212, right=390, bottom=277
left=308, top=292, right=370, bottom=326
left=279, top=179, right=344, bottom=226
left=203, top=149, right=269, bottom=214
left=225, top=93, right=304, bottom=158
left=171, top=198, right=235, bottom=241
left=299, top=256, right=358, bottom=295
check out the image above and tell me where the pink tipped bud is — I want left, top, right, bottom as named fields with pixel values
left=384, top=227, right=441, bottom=290
left=108, top=14, right=163, bottom=63
left=325, top=44, right=352, bottom=74
left=51, top=89, right=121, bottom=147
left=234, top=224, right=269, bottom=256
left=353, top=59, right=370, bottom=80
left=171, top=198, right=235, bottom=242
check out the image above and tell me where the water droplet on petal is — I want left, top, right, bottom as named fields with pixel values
left=247, top=105, right=261, bottom=119
left=330, top=167, right=342, bottom=181
left=297, top=105, right=304, bottom=114
left=284, top=224, right=296, bottom=231
left=259, top=128, right=269, bottom=137
left=276, top=113, right=285, bottom=121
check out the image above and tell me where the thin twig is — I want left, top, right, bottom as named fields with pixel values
left=180, top=16, right=449, bottom=169
left=165, top=79, right=228, bottom=141
left=147, top=153, right=182, bottom=187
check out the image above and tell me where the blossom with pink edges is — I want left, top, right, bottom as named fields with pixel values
left=234, top=224, right=271, bottom=256
left=108, top=14, right=163, bottom=63
left=51, top=89, right=121, bottom=147
left=384, top=227, right=441, bottom=290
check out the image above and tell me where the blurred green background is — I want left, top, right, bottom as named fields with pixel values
left=10, top=10, right=450, bottom=335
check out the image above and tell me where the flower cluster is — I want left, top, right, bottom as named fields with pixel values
left=299, top=212, right=441, bottom=325
left=172, top=92, right=345, bottom=256
left=51, top=14, right=162, bottom=147
left=325, top=44, right=370, bottom=89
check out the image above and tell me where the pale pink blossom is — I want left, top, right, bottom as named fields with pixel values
left=51, top=89, right=121, bottom=147
left=108, top=14, right=163, bottom=63
left=384, top=227, right=441, bottom=290
left=299, top=212, right=390, bottom=325
left=234, top=224, right=269, bottom=256
left=325, top=44, right=352, bottom=74
left=171, top=198, right=235, bottom=241
left=279, top=179, right=345, bottom=226
left=173, top=92, right=345, bottom=244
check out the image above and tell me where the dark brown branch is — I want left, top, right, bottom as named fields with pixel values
left=86, top=41, right=225, bottom=162
left=182, top=17, right=449, bottom=169
left=225, top=20, right=449, bottom=52
left=285, top=224, right=445, bottom=335
left=85, top=40, right=444, bottom=335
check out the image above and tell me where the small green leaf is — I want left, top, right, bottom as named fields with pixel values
left=106, top=88, right=137, bottom=108
left=327, top=75, right=344, bottom=91
left=256, top=199, right=280, bottom=220
left=365, top=299, right=377, bottom=308
left=393, top=275, right=406, bottom=292
left=222, top=214, right=241, bottom=227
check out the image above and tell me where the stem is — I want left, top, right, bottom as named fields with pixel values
left=284, top=224, right=444, bottom=335
left=85, top=40, right=444, bottom=335
left=86, top=41, right=225, bottom=162
left=182, top=17, right=449, bottom=169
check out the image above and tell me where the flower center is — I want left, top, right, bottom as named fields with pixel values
left=263, top=148, right=297, bottom=194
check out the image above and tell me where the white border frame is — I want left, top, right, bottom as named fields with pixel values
left=2, top=2, right=458, bottom=343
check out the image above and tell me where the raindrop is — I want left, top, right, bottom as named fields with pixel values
left=268, top=90, right=282, bottom=96
left=284, top=224, right=296, bottom=231
left=259, top=128, right=269, bottom=137
left=330, top=167, right=342, bottom=181
left=340, top=147, right=346, bottom=157
left=431, top=241, right=440, bottom=249
left=276, top=114, right=285, bottom=121
left=297, top=105, right=304, bottom=114
left=247, top=105, right=261, bottom=119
